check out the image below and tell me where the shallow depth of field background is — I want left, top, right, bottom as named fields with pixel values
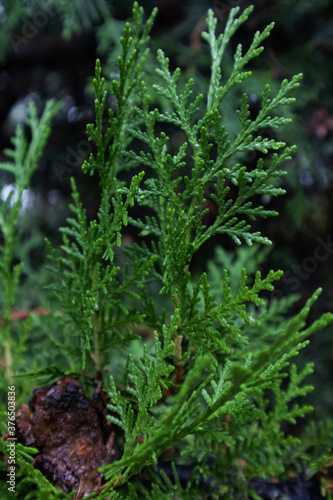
left=0, top=0, right=333, bottom=421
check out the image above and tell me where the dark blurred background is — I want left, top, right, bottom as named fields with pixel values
left=0, top=0, right=333, bottom=418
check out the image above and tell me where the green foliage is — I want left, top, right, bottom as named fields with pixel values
left=0, top=436, right=65, bottom=499
left=0, top=99, right=61, bottom=385
left=1, top=3, right=333, bottom=499
left=0, top=0, right=111, bottom=61
left=53, top=0, right=110, bottom=39
left=0, top=0, right=26, bottom=62
left=45, top=4, right=158, bottom=372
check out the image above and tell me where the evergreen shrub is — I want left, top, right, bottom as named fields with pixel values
left=1, top=3, right=333, bottom=499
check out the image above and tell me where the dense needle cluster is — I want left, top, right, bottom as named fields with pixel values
left=1, top=3, right=333, bottom=499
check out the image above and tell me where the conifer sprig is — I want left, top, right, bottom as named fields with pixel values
left=126, top=7, right=303, bottom=302
left=46, top=3, right=158, bottom=372
left=2, top=3, right=332, bottom=499
left=0, top=99, right=60, bottom=382
left=44, top=8, right=333, bottom=495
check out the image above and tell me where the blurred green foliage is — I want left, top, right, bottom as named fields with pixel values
left=0, top=0, right=333, bottom=498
